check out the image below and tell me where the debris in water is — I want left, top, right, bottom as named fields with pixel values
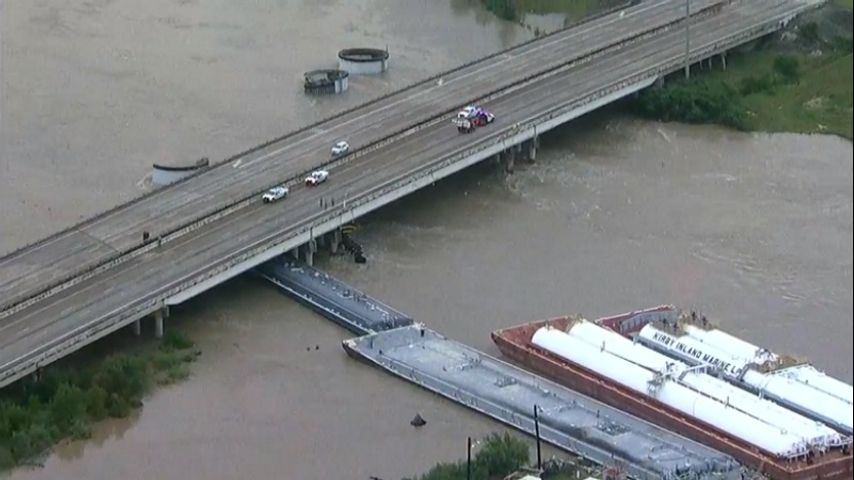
left=410, top=413, right=427, bottom=427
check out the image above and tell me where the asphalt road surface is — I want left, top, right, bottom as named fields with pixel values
left=0, top=0, right=724, bottom=310
left=0, top=0, right=816, bottom=384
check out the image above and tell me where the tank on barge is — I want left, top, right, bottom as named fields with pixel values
left=491, top=306, right=853, bottom=480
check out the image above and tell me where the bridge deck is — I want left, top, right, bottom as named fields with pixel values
left=0, top=0, right=822, bottom=387
left=0, top=0, right=723, bottom=311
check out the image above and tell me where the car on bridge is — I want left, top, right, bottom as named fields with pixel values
left=262, top=185, right=289, bottom=203
left=331, top=141, right=350, bottom=157
left=457, top=105, right=478, bottom=119
left=452, top=108, right=494, bottom=133
left=305, top=170, right=329, bottom=186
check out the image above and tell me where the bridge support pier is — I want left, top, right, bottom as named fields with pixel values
left=504, top=149, right=516, bottom=174
left=530, top=135, right=539, bottom=162
left=154, top=310, right=164, bottom=338
left=291, top=247, right=299, bottom=260
left=305, top=239, right=317, bottom=266
left=132, top=319, right=141, bottom=336
left=720, top=51, right=727, bottom=70
left=330, top=229, right=341, bottom=254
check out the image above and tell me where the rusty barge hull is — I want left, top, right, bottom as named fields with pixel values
left=491, top=316, right=853, bottom=480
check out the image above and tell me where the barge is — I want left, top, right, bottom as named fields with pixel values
left=491, top=306, right=853, bottom=480
left=343, top=324, right=748, bottom=480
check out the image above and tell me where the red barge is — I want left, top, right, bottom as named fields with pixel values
left=491, top=306, right=853, bottom=480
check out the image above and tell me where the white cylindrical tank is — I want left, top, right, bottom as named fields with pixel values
left=532, top=327, right=809, bottom=458
left=743, top=369, right=854, bottom=434
left=566, top=321, right=842, bottom=448
left=683, top=325, right=777, bottom=364
left=643, top=324, right=853, bottom=434
left=638, top=325, right=749, bottom=378
left=566, top=320, right=688, bottom=372
left=780, top=364, right=853, bottom=406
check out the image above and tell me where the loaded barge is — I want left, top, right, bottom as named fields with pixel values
left=491, top=306, right=853, bottom=480
left=344, top=324, right=747, bottom=480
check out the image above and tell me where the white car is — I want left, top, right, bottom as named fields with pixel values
left=305, top=170, right=329, bottom=186
left=331, top=141, right=350, bottom=157
left=262, top=185, right=289, bottom=203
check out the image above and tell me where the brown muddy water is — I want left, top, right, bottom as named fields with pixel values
left=1, top=1, right=852, bottom=480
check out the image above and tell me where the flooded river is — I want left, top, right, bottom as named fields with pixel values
left=2, top=1, right=852, bottom=479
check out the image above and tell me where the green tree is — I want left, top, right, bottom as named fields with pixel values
left=49, top=383, right=87, bottom=430
left=475, top=432, right=529, bottom=476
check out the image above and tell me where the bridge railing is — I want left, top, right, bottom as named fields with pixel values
left=0, top=2, right=645, bottom=263
left=1, top=0, right=727, bottom=316
left=0, top=1, right=812, bottom=387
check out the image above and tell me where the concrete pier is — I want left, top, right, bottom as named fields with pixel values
left=132, top=319, right=141, bottom=336
left=505, top=149, right=516, bottom=174
left=304, top=239, right=317, bottom=266
left=154, top=310, right=164, bottom=338
left=330, top=230, right=341, bottom=254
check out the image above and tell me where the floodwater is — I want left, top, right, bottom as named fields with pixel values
left=2, top=1, right=853, bottom=480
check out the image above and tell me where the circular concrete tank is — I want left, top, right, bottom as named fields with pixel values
left=152, top=157, right=209, bottom=187
left=304, top=69, right=349, bottom=95
left=338, top=48, right=389, bottom=75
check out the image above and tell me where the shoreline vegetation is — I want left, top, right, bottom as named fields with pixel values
left=0, top=331, right=199, bottom=470
left=484, top=0, right=854, bottom=140
left=405, top=432, right=599, bottom=480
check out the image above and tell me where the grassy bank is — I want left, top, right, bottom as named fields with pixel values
left=631, top=46, right=853, bottom=139
left=482, top=0, right=852, bottom=139
left=631, top=1, right=853, bottom=139
left=407, top=432, right=597, bottom=480
left=0, top=331, right=199, bottom=470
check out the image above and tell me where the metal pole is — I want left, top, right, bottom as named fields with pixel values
left=534, top=404, right=542, bottom=470
left=684, top=0, right=691, bottom=79
left=467, top=436, right=472, bottom=480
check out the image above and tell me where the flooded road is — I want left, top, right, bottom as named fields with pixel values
left=2, top=1, right=852, bottom=479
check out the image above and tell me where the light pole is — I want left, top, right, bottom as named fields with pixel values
left=684, top=0, right=691, bottom=79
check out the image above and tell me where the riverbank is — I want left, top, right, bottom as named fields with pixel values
left=484, top=0, right=853, bottom=139
left=631, top=1, right=853, bottom=139
left=0, top=331, right=199, bottom=471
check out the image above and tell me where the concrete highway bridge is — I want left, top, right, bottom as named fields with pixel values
left=0, top=0, right=822, bottom=388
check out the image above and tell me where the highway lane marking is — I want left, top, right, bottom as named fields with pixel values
left=1, top=0, right=716, bottom=315
left=236, top=0, right=674, bottom=169
left=1, top=3, right=788, bottom=368
left=0, top=1, right=696, bottom=310
left=0, top=0, right=680, bottom=268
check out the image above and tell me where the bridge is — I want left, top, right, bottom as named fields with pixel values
left=0, top=0, right=821, bottom=388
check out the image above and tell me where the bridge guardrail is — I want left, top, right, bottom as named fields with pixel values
left=0, top=0, right=726, bottom=316
left=0, top=2, right=806, bottom=387
left=0, top=1, right=645, bottom=263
